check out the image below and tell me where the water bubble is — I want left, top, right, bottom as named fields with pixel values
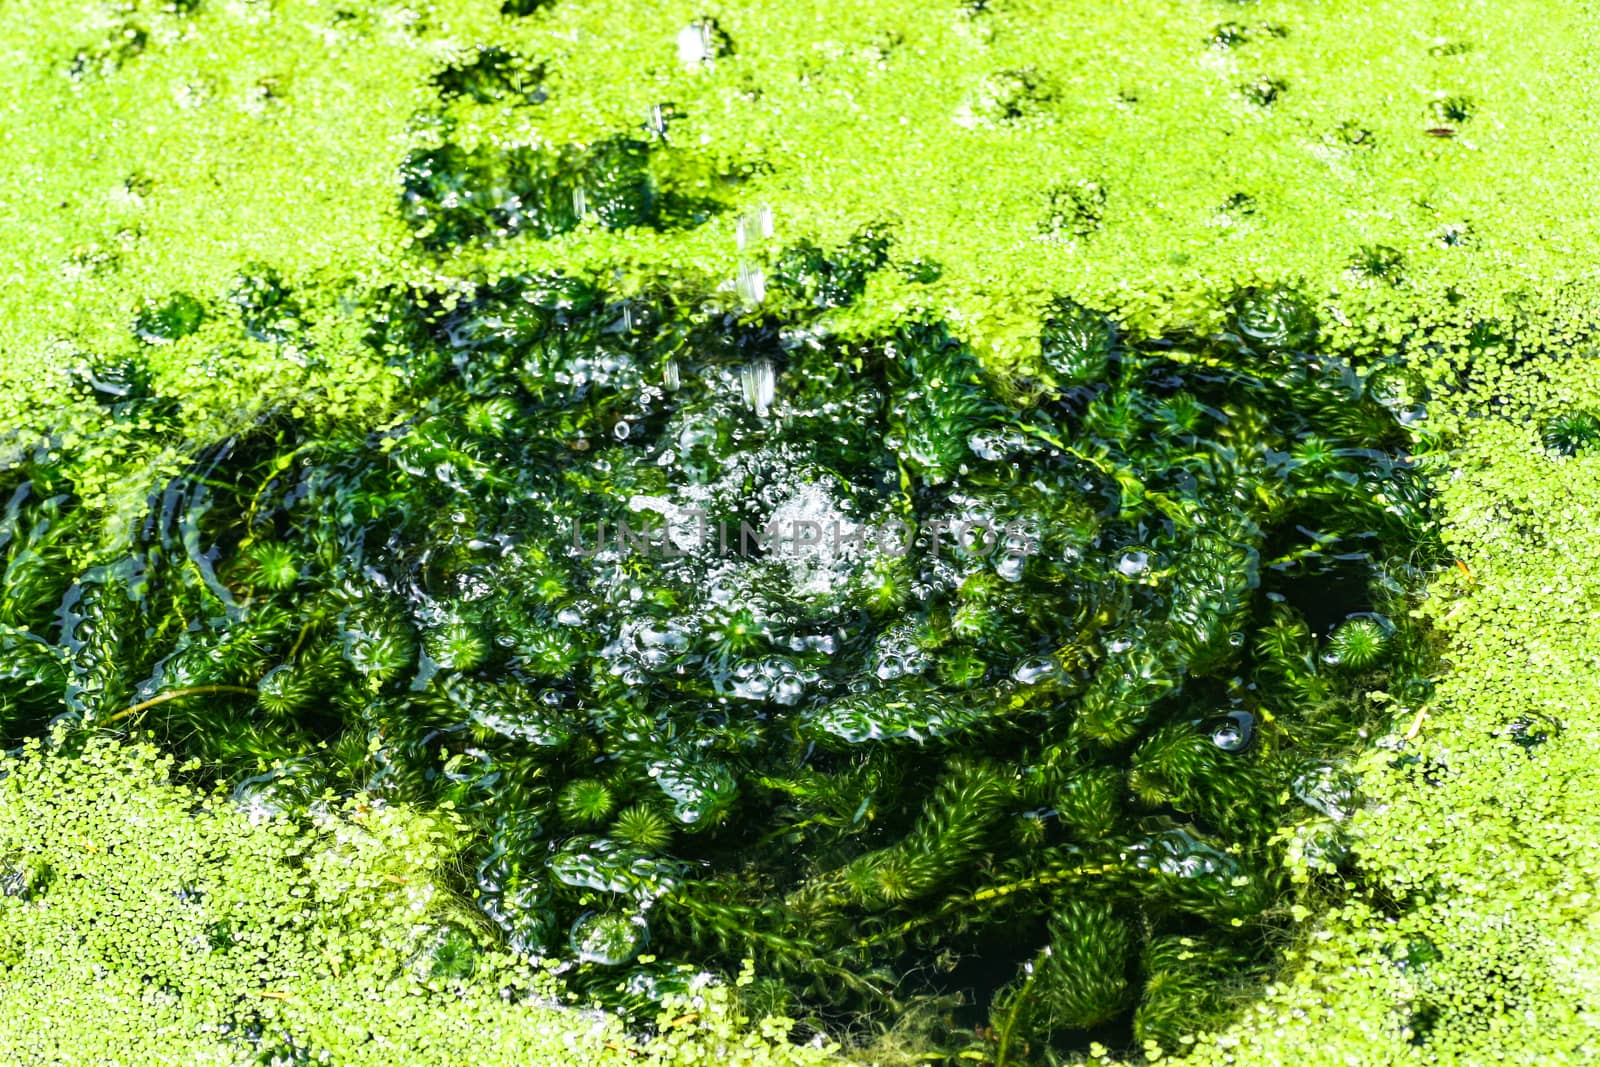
left=725, top=656, right=816, bottom=705
left=729, top=662, right=770, bottom=699
left=968, top=429, right=1025, bottom=461
left=449, top=678, right=575, bottom=746
left=772, top=672, right=808, bottom=704
left=803, top=688, right=986, bottom=745
left=1011, top=657, right=1058, bottom=685
left=547, top=837, right=687, bottom=899
left=872, top=626, right=930, bottom=681
left=1208, top=711, right=1255, bottom=752
left=609, top=619, right=692, bottom=670
left=1127, top=829, right=1238, bottom=880
left=803, top=633, right=837, bottom=655
left=1293, top=765, right=1358, bottom=820
left=650, top=754, right=739, bottom=826
left=1116, top=550, right=1150, bottom=577
left=569, top=911, right=649, bottom=966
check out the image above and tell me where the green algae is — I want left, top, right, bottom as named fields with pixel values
left=1, top=0, right=1600, bottom=1064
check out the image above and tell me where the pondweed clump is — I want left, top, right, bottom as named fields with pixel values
left=0, top=250, right=1441, bottom=1059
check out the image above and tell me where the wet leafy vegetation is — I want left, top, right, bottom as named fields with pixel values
left=398, top=121, right=743, bottom=251
left=0, top=240, right=1441, bottom=1060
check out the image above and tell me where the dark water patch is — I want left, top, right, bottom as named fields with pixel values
left=431, top=45, right=546, bottom=105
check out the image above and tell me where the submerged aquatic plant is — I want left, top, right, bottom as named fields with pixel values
left=1324, top=616, right=1392, bottom=671
left=560, top=779, right=618, bottom=826
left=613, top=804, right=673, bottom=850
left=1541, top=408, right=1600, bottom=455
left=246, top=541, right=299, bottom=591
left=0, top=260, right=1441, bottom=1060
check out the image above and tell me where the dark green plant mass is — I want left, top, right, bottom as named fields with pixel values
left=0, top=242, right=1439, bottom=1059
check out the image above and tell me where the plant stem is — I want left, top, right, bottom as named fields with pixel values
left=106, top=684, right=256, bottom=724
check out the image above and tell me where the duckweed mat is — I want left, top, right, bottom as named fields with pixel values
left=3, top=0, right=1600, bottom=1064
left=0, top=733, right=836, bottom=1067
